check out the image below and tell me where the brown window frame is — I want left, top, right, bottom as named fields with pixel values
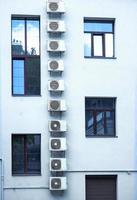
left=12, top=134, right=41, bottom=176
left=11, top=15, right=41, bottom=96
left=85, top=97, right=116, bottom=137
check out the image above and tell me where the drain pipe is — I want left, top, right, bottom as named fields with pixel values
left=0, top=159, right=4, bottom=200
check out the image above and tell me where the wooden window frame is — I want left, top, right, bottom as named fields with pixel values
left=12, top=134, right=41, bottom=176
left=85, top=97, right=116, bottom=137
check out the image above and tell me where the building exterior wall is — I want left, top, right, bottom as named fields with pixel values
left=0, top=0, right=137, bottom=199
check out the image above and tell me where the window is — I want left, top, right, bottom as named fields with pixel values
left=12, top=134, right=41, bottom=175
left=86, top=175, right=117, bottom=200
left=85, top=97, right=116, bottom=137
left=12, top=16, right=40, bottom=95
left=84, top=18, right=115, bottom=58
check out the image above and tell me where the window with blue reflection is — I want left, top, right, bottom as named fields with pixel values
left=84, top=22, right=113, bottom=33
left=84, top=18, right=114, bottom=58
left=27, top=20, right=40, bottom=55
left=85, top=98, right=116, bottom=137
left=12, top=16, right=40, bottom=96
left=13, top=60, right=24, bottom=95
left=84, top=33, right=92, bottom=57
left=12, top=20, right=25, bottom=55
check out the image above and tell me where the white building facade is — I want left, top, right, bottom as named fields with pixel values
left=0, top=0, right=137, bottom=199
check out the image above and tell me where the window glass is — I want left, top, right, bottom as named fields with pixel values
left=86, top=98, right=115, bottom=109
left=105, top=111, right=115, bottom=135
left=12, top=136, right=24, bottom=174
left=12, top=134, right=41, bottom=175
left=27, top=135, right=40, bottom=174
left=12, top=20, right=25, bottom=55
left=84, top=22, right=113, bottom=32
left=93, top=35, right=103, bottom=56
left=85, top=98, right=116, bottom=137
left=13, top=60, right=24, bottom=95
left=105, top=34, right=113, bottom=57
left=27, top=20, right=40, bottom=55
left=26, top=58, right=40, bottom=95
left=84, top=33, right=92, bottom=57
left=86, top=110, right=94, bottom=135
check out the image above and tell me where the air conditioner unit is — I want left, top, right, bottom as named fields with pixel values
left=48, top=100, right=66, bottom=112
left=49, top=138, right=67, bottom=151
left=47, top=20, right=65, bottom=32
left=49, top=120, right=67, bottom=132
left=48, top=80, right=64, bottom=92
left=50, top=177, right=67, bottom=190
left=48, top=60, right=64, bottom=72
left=47, top=1, right=65, bottom=14
left=47, top=40, right=66, bottom=52
left=50, top=158, right=67, bottom=171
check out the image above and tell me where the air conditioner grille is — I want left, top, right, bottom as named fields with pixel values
left=51, top=139, right=61, bottom=149
left=51, top=121, right=60, bottom=131
left=49, top=60, right=59, bottom=70
left=51, top=178, right=61, bottom=189
left=49, top=22, right=59, bottom=31
left=50, top=100, right=60, bottom=110
left=50, top=80, right=59, bottom=90
left=51, top=159, right=61, bottom=170
left=49, top=2, right=58, bottom=11
left=49, top=41, right=59, bottom=50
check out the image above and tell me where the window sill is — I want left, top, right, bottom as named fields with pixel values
left=84, top=56, right=117, bottom=59
left=86, top=135, right=118, bottom=138
left=12, top=173, right=41, bottom=176
left=12, top=95, right=42, bottom=97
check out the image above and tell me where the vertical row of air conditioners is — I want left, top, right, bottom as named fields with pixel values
left=47, top=0, right=67, bottom=191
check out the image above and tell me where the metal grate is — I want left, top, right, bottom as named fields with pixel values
left=51, top=159, right=61, bottom=170
left=51, top=178, right=61, bottom=189
left=49, top=21, right=59, bottom=30
left=50, top=100, right=60, bottom=110
left=51, top=120, right=60, bottom=131
left=50, top=80, right=59, bottom=90
left=49, top=41, right=59, bottom=50
left=51, top=139, right=61, bottom=149
left=49, top=2, right=58, bottom=11
left=49, top=60, right=59, bottom=70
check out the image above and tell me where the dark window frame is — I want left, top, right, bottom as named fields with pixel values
left=85, top=97, right=116, bottom=137
left=12, top=134, right=41, bottom=176
left=85, top=175, right=117, bottom=200
left=11, top=15, right=41, bottom=96
left=84, top=18, right=115, bottom=59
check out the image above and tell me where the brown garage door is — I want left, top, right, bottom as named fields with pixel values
left=86, top=175, right=117, bottom=200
